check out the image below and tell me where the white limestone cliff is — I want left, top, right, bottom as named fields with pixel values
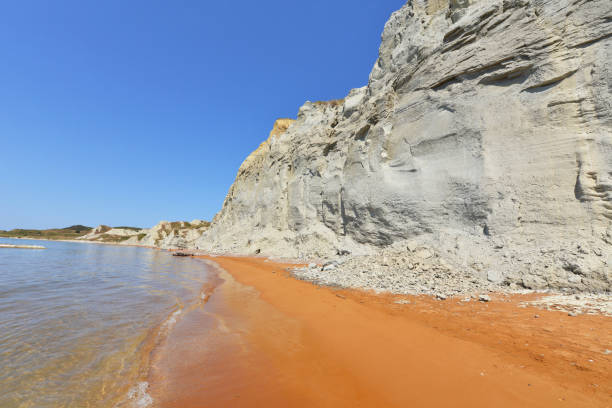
left=80, top=221, right=210, bottom=249
left=194, top=0, right=611, bottom=292
left=131, top=221, right=210, bottom=249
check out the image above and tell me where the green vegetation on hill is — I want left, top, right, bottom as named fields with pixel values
left=64, top=225, right=91, bottom=231
left=96, top=235, right=131, bottom=243
left=0, top=225, right=93, bottom=240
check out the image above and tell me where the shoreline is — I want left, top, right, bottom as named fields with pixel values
left=0, top=236, right=151, bottom=247
left=148, top=255, right=611, bottom=407
left=0, top=236, right=218, bottom=408
left=116, top=254, right=222, bottom=408
left=2, top=237, right=609, bottom=406
left=5, top=236, right=608, bottom=315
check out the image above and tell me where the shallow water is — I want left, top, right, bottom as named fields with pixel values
left=0, top=238, right=212, bottom=408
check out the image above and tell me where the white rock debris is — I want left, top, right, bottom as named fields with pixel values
left=291, top=246, right=505, bottom=297
left=520, top=293, right=612, bottom=317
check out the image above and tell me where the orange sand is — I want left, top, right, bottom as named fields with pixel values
left=149, top=256, right=612, bottom=408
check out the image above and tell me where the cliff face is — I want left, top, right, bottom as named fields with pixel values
left=80, top=220, right=210, bottom=248
left=197, top=0, right=611, bottom=291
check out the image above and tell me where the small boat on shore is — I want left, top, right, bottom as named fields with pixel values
left=172, top=252, right=192, bottom=257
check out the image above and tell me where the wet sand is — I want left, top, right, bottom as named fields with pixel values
left=149, top=256, right=611, bottom=408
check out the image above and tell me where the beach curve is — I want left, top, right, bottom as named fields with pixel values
left=146, top=256, right=611, bottom=408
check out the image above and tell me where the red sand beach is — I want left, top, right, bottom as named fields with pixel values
left=149, top=256, right=611, bottom=408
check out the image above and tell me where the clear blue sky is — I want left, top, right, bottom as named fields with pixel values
left=0, top=0, right=406, bottom=230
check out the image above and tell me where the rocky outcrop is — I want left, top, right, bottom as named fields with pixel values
left=80, top=220, right=210, bottom=248
left=130, top=220, right=210, bottom=249
left=196, top=0, right=611, bottom=292
left=78, top=226, right=139, bottom=241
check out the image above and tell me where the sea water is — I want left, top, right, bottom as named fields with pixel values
left=0, top=238, right=211, bottom=407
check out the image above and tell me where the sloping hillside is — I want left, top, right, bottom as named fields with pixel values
left=0, top=225, right=92, bottom=240
left=80, top=220, right=210, bottom=248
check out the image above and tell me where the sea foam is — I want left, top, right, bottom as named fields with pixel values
left=127, top=381, right=153, bottom=408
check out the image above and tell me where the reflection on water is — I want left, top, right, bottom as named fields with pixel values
left=0, top=238, right=211, bottom=408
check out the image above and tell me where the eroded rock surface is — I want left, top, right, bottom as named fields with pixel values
left=80, top=220, right=210, bottom=249
left=197, top=0, right=611, bottom=292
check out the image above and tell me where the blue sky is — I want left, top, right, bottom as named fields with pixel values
left=0, top=0, right=406, bottom=230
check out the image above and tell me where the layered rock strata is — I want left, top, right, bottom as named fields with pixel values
left=80, top=220, right=210, bottom=249
left=196, top=0, right=611, bottom=292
